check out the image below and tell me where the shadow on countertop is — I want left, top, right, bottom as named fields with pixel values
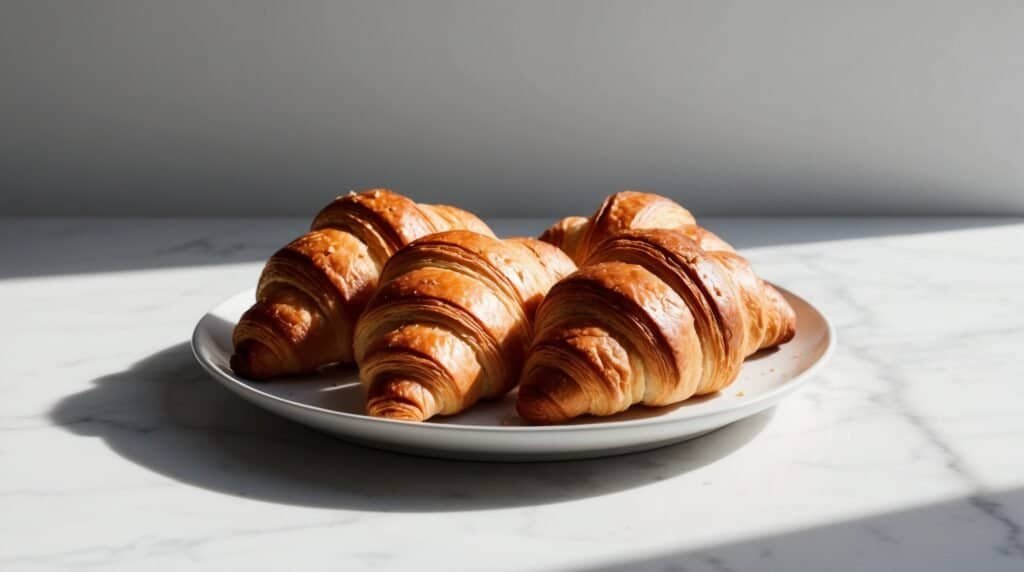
left=3, top=216, right=1020, bottom=279
left=568, top=487, right=1024, bottom=571
left=50, top=342, right=772, bottom=512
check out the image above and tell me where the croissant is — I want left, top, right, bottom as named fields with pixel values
left=540, top=190, right=793, bottom=355
left=517, top=227, right=796, bottom=424
left=539, top=190, right=699, bottom=264
left=354, top=230, right=575, bottom=421
left=231, top=189, right=493, bottom=380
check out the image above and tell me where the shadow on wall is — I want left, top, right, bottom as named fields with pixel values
left=4, top=216, right=1019, bottom=279
left=570, top=487, right=1024, bottom=572
left=50, top=342, right=773, bottom=512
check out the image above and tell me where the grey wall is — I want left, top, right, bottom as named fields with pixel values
left=2, top=1, right=1023, bottom=217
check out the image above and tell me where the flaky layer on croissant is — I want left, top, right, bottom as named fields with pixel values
left=538, top=189, right=794, bottom=359
left=231, top=189, right=493, bottom=380
left=354, top=231, right=575, bottom=422
left=517, top=229, right=796, bottom=424
left=540, top=191, right=698, bottom=264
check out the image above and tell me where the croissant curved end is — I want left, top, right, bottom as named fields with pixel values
left=365, top=398, right=427, bottom=422
left=764, top=283, right=798, bottom=347
left=230, top=339, right=289, bottom=381
left=516, top=367, right=588, bottom=425
left=365, top=378, right=440, bottom=422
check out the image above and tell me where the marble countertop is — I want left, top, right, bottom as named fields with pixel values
left=3, top=216, right=1023, bottom=571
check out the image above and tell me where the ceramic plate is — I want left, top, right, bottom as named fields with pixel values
left=192, top=286, right=833, bottom=461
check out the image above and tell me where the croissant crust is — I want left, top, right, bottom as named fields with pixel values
left=519, top=224, right=796, bottom=424
left=231, top=189, right=493, bottom=380
left=355, top=231, right=575, bottom=421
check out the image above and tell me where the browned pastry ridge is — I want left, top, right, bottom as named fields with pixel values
left=231, top=189, right=493, bottom=380
left=354, top=230, right=575, bottom=422
left=539, top=190, right=699, bottom=264
left=519, top=192, right=796, bottom=424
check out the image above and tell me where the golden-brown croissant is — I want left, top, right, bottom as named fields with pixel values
left=517, top=227, right=796, bottom=424
left=231, top=189, right=493, bottom=380
left=539, top=190, right=698, bottom=264
left=539, top=189, right=793, bottom=355
left=354, top=230, right=575, bottom=422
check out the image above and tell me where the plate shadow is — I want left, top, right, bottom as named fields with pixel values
left=51, top=342, right=774, bottom=512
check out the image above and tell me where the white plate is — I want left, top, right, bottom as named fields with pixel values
left=191, top=286, right=833, bottom=461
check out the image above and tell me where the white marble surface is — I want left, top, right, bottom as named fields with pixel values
left=2, top=216, right=1023, bottom=571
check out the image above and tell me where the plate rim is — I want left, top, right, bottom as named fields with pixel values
left=191, top=284, right=835, bottom=434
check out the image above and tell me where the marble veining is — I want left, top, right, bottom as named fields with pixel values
left=1, top=217, right=1023, bottom=571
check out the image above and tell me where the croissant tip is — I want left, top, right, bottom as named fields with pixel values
left=776, top=322, right=798, bottom=346
left=231, top=340, right=284, bottom=381
left=367, top=399, right=427, bottom=422
left=516, top=382, right=571, bottom=425
left=364, top=377, right=442, bottom=422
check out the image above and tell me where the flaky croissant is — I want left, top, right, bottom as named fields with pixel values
left=517, top=227, right=796, bottom=424
left=231, top=189, right=493, bottom=380
left=354, top=231, right=575, bottom=422
left=539, top=190, right=699, bottom=264
left=539, top=190, right=793, bottom=355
